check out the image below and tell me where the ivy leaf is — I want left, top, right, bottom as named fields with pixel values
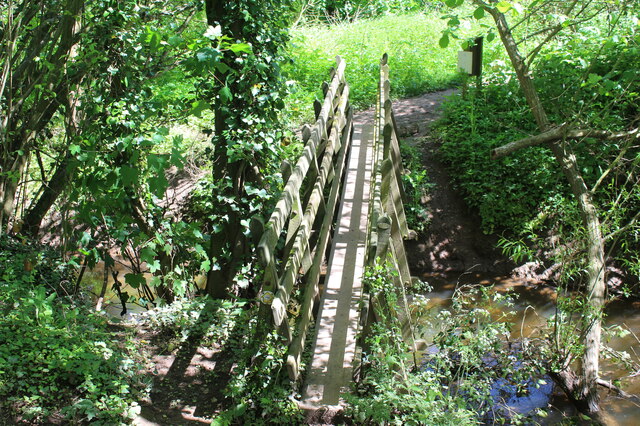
left=200, top=259, right=211, bottom=272
left=140, top=247, right=157, bottom=264
left=148, top=260, right=161, bottom=273
left=474, top=7, right=485, bottom=19
left=587, top=73, right=602, bottom=85
left=148, top=173, right=168, bottom=197
left=445, top=0, right=463, bottom=7
left=447, top=17, right=460, bottom=27
left=148, top=153, right=168, bottom=171
left=70, top=144, right=81, bottom=155
left=190, top=100, right=210, bottom=117
left=125, top=273, right=146, bottom=289
left=439, top=34, right=450, bottom=49
left=216, top=62, right=231, bottom=74
left=196, top=47, right=220, bottom=64
left=168, top=35, right=183, bottom=47
left=120, top=165, right=138, bottom=186
left=147, top=31, right=161, bottom=54
left=219, top=86, right=233, bottom=103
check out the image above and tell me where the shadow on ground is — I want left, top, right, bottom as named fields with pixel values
left=135, top=300, right=247, bottom=425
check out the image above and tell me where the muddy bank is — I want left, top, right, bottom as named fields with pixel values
left=390, top=90, right=515, bottom=278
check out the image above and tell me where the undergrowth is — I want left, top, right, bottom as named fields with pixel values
left=0, top=236, right=146, bottom=424
left=139, top=298, right=303, bottom=425
left=400, top=139, right=434, bottom=235
left=349, top=261, right=547, bottom=424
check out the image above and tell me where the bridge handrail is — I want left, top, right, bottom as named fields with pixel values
left=360, top=53, right=417, bottom=366
left=256, top=56, right=353, bottom=381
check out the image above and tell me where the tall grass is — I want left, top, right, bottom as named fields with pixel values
left=284, top=12, right=463, bottom=123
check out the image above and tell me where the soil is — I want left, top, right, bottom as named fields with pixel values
left=391, top=90, right=515, bottom=280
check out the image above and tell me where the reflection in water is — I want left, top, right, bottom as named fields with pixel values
left=81, top=261, right=206, bottom=319
left=413, top=273, right=640, bottom=424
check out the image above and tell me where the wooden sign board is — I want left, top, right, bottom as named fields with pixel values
left=457, top=51, right=473, bottom=74
left=457, top=37, right=483, bottom=76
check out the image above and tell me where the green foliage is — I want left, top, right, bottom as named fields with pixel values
left=351, top=262, right=475, bottom=424
left=185, top=0, right=295, bottom=295
left=288, top=0, right=444, bottom=24
left=217, top=330, right=303, bottom=425
left=436, top=3, right=640, bottom=283
left=435, top=83, right=561, bottom=234
left=139, top=297, right=302, bottom=424
left=0, top=237, right=145, bottom=424
left=349, top=331, right=478, bottom=424
left=140, top=298, right=248, bottom=347
left=285, top=12, right=463, bottom=122
left=0, top=235, right=76, bottom=294
left=352, top=263, right=544, bottom=423
left=400, top=139, right=434, bottom=235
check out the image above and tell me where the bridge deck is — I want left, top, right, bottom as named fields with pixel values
left=301, top=121, right=374, bottom=408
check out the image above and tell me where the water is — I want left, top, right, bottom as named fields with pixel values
left=80, top=261, right=206, bottom=319
left=413, top=273, right=640, bottom=424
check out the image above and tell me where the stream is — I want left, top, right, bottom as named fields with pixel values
left=413, top=272, right=640, bottom=424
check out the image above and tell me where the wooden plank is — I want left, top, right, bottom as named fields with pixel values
left=374, top=215, right=392, bottom=259
left=287, top=94, right=354, bottom=382
left=284, top=193, right=303, bottom=258
left=383, top=102, right=408, bottom=204
left=258, top=57, right=345, bottom=270
left=258, top=133, right=319, bottom=269
left=381, top=157, right=409, bottom=239
left=302, top=121, right=374, bottom=407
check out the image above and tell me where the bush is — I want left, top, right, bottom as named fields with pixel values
left=400, top=139, right=434, bottom=235
left=288, top=0, right=445, bottom=25
left=434, top=83, right=563, bottom=234
left=433, top=30, right=639, bottom=250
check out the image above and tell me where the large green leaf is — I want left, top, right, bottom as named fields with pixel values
left=219, top=86, right=233, bottom=103
left=125, top=273, right=146, bottom=289
left=439, top=34, right=450, bottom=49
left=496, top=1, right=512, bottom=13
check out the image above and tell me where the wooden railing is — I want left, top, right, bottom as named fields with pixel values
left=359, top=53, right=416, bottom=365
left=256, top=56, right=353, bottom=381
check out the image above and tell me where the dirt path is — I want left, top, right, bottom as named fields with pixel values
left=391, top=90, right=515, bottom=279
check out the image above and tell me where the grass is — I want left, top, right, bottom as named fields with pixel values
left=284, top=12, right=465, bottom=124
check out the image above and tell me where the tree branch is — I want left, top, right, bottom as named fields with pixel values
left=491, top=126, right=639, bottom=159
left=491, top=125, right=567, bottom=159
left=597, top=378, right=640, bottom=404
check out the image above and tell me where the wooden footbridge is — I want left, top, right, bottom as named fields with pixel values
left=256, top=54, right=416, bottom=412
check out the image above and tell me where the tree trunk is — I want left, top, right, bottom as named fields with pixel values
left=487, top=5, right=607, bottom=417
left=1, top=153, right=27, bottom=232
left=22, top=155, right=74, bottom=237
left=0, top=0, right=84, bottom=233
left=204, top=0, right=248, bottom=298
